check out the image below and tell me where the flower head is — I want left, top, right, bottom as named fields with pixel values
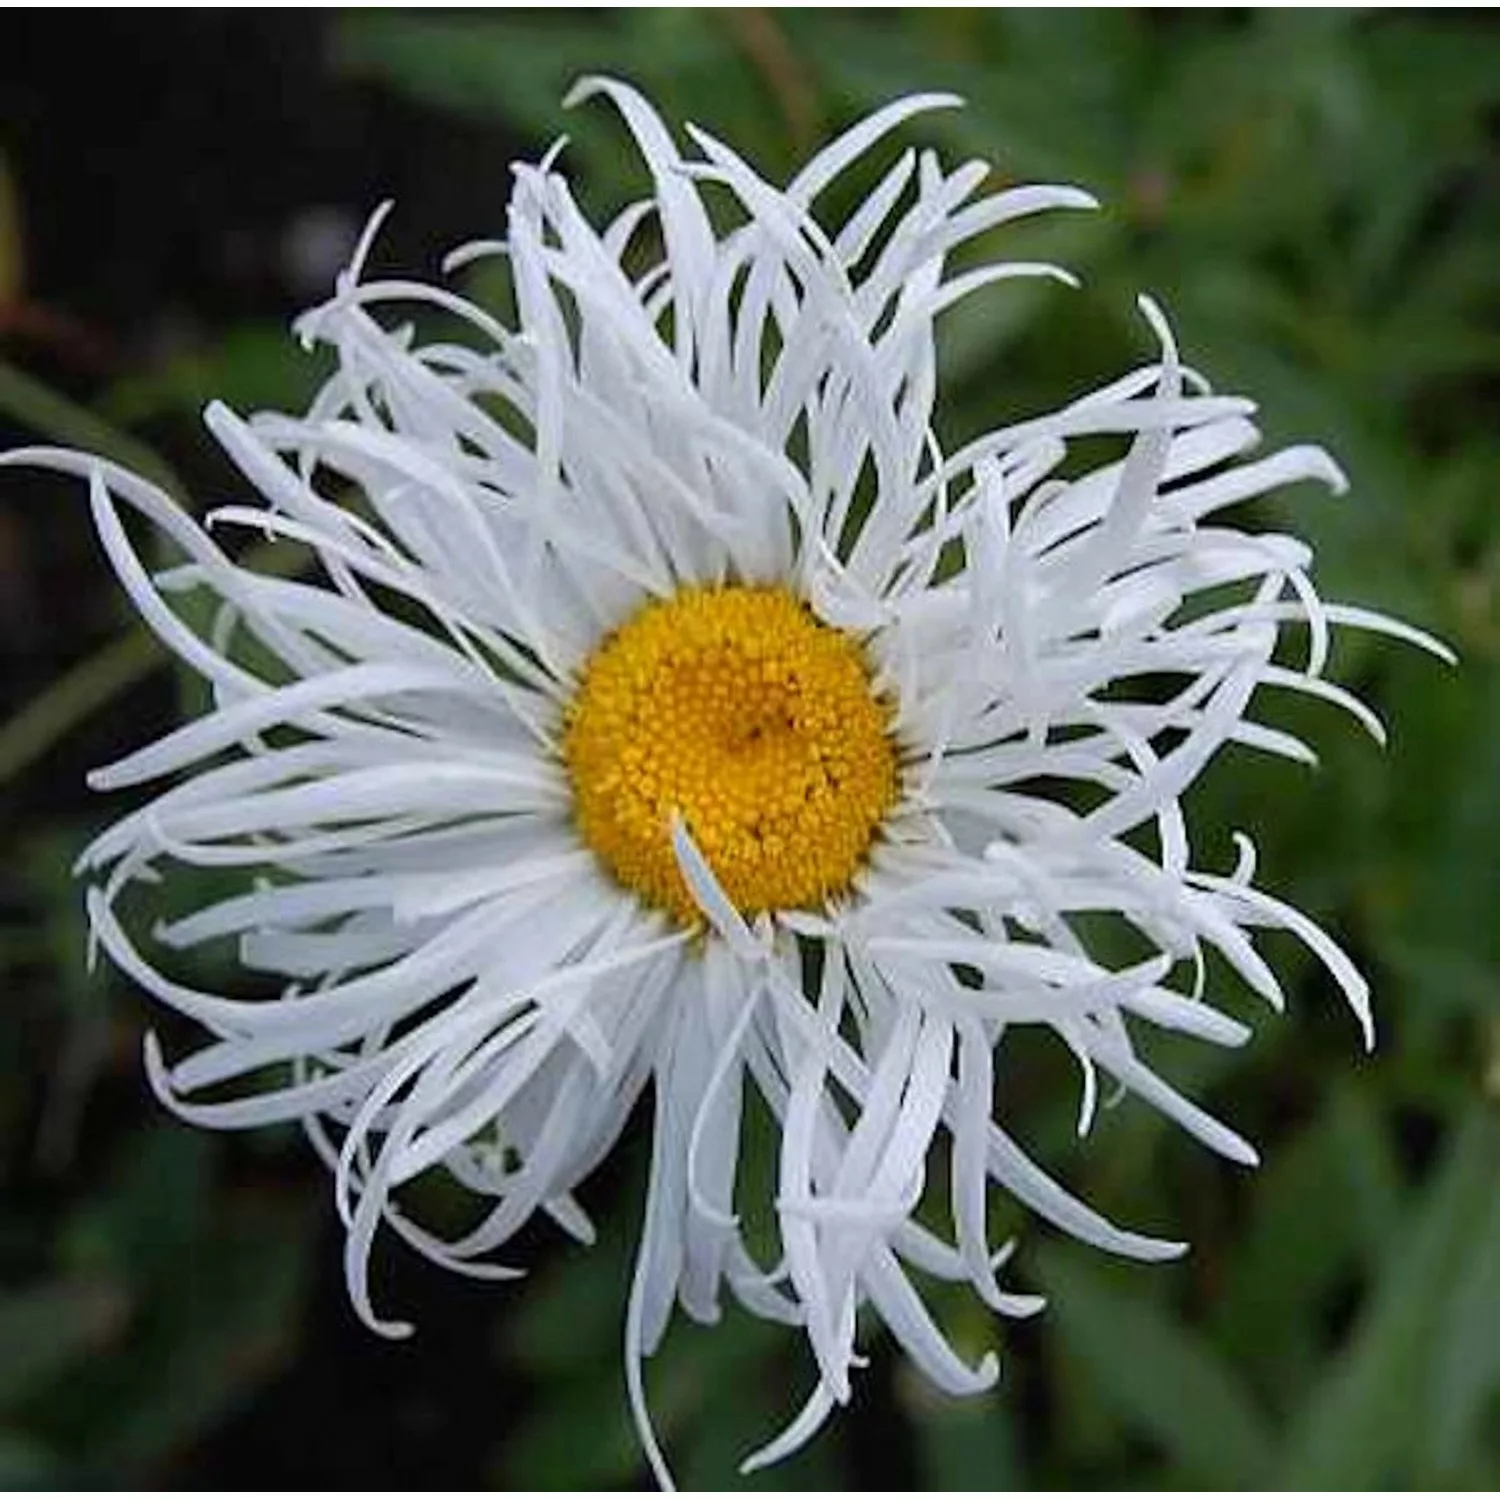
left=5, top=81, right=1448, bottom=1481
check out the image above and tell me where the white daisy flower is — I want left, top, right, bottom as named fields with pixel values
left=5, top=81, right=1448, bottom=1481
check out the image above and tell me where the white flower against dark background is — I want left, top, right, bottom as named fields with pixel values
left=3, top=80, right=1447, bottom=1482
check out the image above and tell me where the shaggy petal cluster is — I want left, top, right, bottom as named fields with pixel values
left=5, top=82, right=1445, bottom=1480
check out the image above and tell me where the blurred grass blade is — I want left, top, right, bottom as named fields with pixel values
left=0, top=356, right=183, bottom=498
left=1038, top=1246, right=1275, bottom=1485
left=911, top=1390, right=1020, bottom=1491
left=0, top=534, right=306, bottom=787
left=1277, top=1107, right=1500, bottom=1487
left=1422, top=1142, right=1500, bottom=1476
left=1209, top=1090, right=1372, bottom=1380
left=0, top=629, right=160, bottom=785
left=1325, top=1084, right=1404, bottom=1260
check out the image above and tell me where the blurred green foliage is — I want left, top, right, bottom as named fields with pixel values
left=2, top=9, right=1497, bottom=1489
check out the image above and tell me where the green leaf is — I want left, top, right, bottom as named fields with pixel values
left=1323, top=1084, right=1404, bottom=1262
left=1277, top=1107, right=1500, bottom=1487
left=1210, top=1090, right=1370, bottom=1385
left=1037, top=1247, right=1275, bottom=1484
left=910, top=1387, right=1020, bottom=1490
left=1423, top=1161, right=1500, bottom=1476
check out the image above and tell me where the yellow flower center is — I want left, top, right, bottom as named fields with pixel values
left=563, top=586, right=899, bottom=927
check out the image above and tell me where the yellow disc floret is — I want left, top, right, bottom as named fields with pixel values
left=563, top=586, right=899, bottom=927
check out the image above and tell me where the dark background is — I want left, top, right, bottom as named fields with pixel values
left=1, top=10, right=1496, bottom=1489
